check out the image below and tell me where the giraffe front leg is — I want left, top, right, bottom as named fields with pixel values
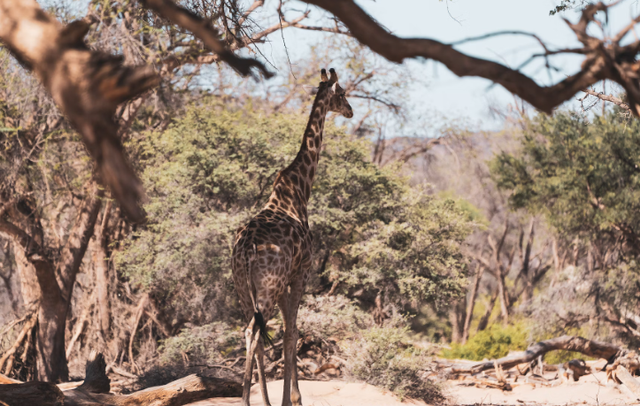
left=255, top=338, right=272, bottom=406
left=278, top=295, right=294, bottom=406
left=289, top=323, right=302, bottom=406
left=288, top=286, right=304, bottom=406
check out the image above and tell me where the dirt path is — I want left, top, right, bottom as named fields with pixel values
left=187, top=379, right=429, bottom=406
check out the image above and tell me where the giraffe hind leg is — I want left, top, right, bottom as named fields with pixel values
left=242, top=317, right=260, bottom=406
left=255, top=337, right=272, bottom=406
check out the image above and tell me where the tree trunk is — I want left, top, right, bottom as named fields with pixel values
left=462, top=265, right=484, bottom=344
left=449, top=301, right=464, bottom=344
left=94, top=202, right=112, bottom=335
left=520, top=219, right=535, bottom=304
left=34, top=258, right=69, bottom=383
left=476, top=289, right=498, bottom=333
left=0, top=190, right=102, bottom=382
left=496, top=270, right=509, bottom=325
left=13, top=247, right=40, bottom=310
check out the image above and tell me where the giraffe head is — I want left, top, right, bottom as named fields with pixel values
left=321, top=68, right=353, bottom=119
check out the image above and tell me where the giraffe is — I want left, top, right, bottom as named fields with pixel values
left=231, top=68, right=353, bottom=406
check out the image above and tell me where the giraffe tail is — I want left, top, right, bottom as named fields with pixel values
left=253, top=311, right=273, bottom=347
left=246, top=244, right=273, bottom=347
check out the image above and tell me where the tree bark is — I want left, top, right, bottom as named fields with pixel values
left=614, top=366, right=640, bottom=398
left=496, top=270, right=509, bottom=325
left=0, top=189, right=102, bottom=382
left=476, top=288, right=498, bottom=333
left=36, top=194, right=102, bottom=382
left=449, top=301, right=464, bottom=344
left=462, top=265, right=484, bottom=344
left=0, top=382, right=64, bottom=406
left=520, top=219, right=535, bottom=304
left=461, top=335, right=623, bottom=374
left=94, top=202, right=112, bottom=335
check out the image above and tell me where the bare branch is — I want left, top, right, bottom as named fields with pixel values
left=583, top=88, right=631, bottom=111
left=140, top=0, right=273, bottom=78
left=237, top=0, right=264, bottom=27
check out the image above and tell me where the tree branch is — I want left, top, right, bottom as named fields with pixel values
left=140, top=0, right=273, bottom=78
left=302, top=0, right=640, bottom=115
left=583, top=88, right=631, bottom=112
left=57, top=187, right=103, bottom=302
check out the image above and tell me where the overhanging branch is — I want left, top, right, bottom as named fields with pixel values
left=303, top=0, right=640, bottom=116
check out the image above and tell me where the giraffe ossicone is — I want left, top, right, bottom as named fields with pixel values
left=231, top=68, right=353, bottom=406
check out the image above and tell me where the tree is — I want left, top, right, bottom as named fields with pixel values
left=118, top=95, right=472, bottom=321
left=491, top=110, right=640, bottom=343
left=2, top=0, right=640, bottom=222
left=0, top=55, right=103, bottom=380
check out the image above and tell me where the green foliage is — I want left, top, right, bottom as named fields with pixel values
left=118, top=97, right=473, bottom=326
left=343, top=326, right=445, bottom=404
left=441, top=322, right=528, bottom=361
left=297, top=295, right=371, bottom=339
left=491, top=111, right=640, bottom=345
left=158, top=322, right=242, bottom=365
left=491, top=112, right=640, bottom=249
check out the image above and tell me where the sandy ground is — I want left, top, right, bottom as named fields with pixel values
left=186, top=371, right=640, bottom=406
left=448, top=371, right=639, bottom=405
left=187, top=379, right=429, bottom=406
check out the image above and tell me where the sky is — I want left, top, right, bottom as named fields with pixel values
left=260, top=0, right=640, bottom=130
left=61, top=0, right=640, bottom=130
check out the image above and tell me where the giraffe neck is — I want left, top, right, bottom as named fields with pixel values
left=265, top=84, right=332, bottom=223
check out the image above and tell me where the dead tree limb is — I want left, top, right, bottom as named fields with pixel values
left=0, top=352, right=242, bottom=405
left=0, top=382, right=64, bottom=406
left=128, top=294, right=149, bottom=375
left=461, top=335, right=624, bottom=374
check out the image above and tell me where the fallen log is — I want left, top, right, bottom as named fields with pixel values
left=0, top=352, right=242, bottom=406
left=0, top=382, right=64, bottom=406
left=461, top=335, right=624, bottom=374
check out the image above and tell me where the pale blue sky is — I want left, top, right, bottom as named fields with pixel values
left=57, top=0, right=639, bottom=130
left=260, top=0, right=638, bottom=129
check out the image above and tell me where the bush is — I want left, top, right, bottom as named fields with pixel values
left=297, top=295, right=371, bottom=339
left=343, top=326, right=445, bottom=404
left=441, top=322, right=528, bottom=361
left=158, top=322, right=242, bottom=366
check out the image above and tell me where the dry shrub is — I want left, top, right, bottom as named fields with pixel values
left=342, top=325, right=445, bottom=405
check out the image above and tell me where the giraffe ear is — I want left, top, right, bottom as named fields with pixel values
left=330, top=82, right=338, bottom=93
left=329, top=68, right=338, bottom=83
